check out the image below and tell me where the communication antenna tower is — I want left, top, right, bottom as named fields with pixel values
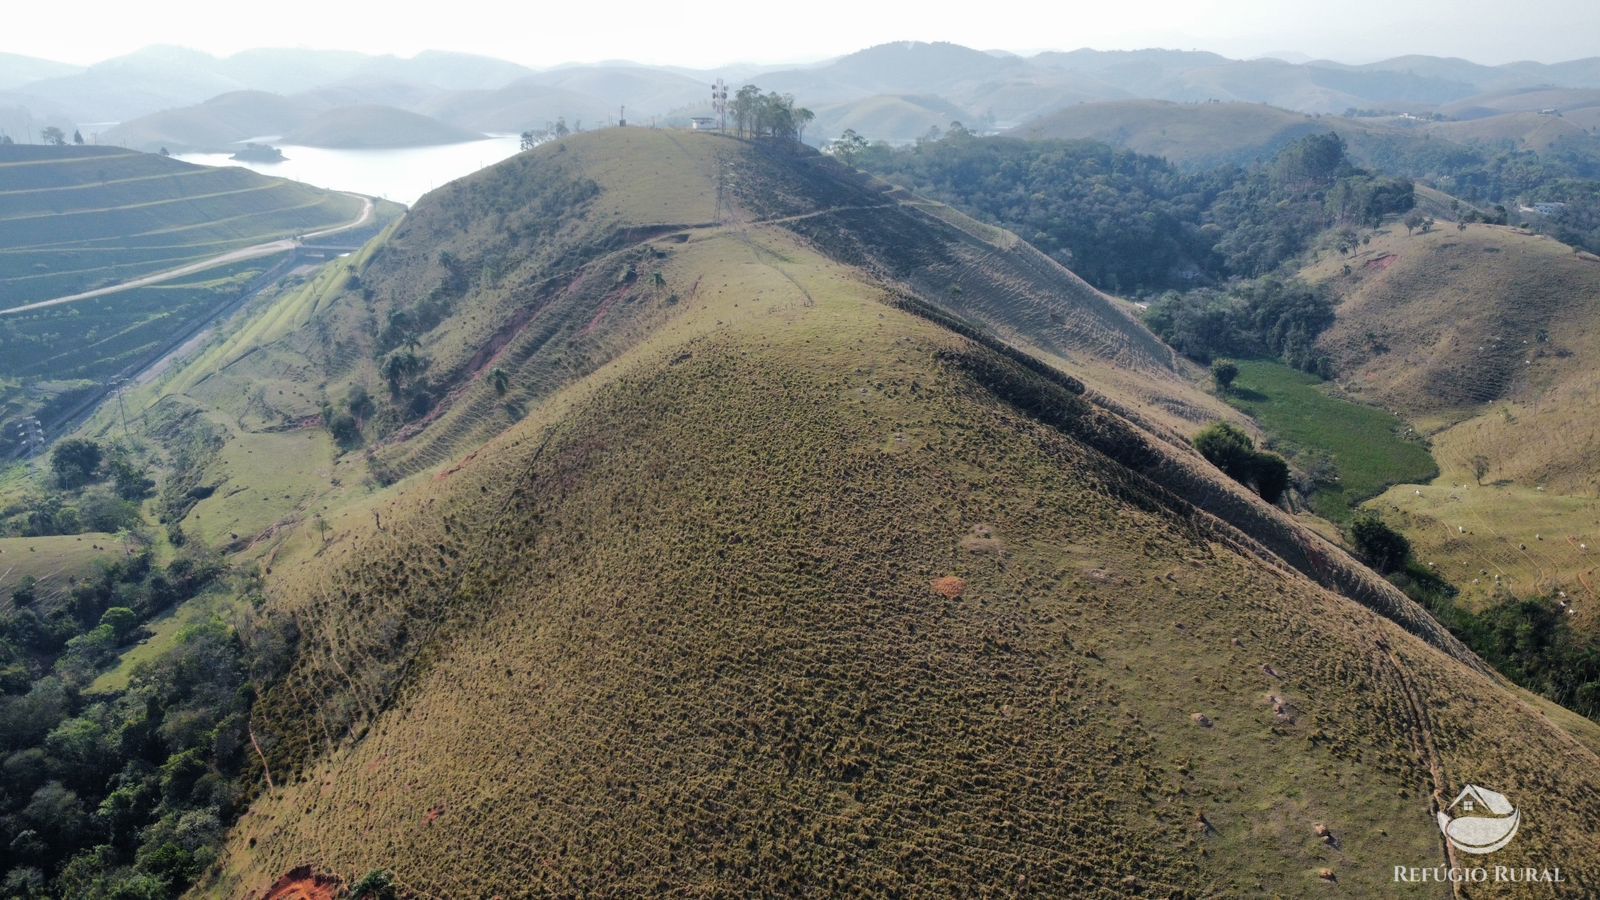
left=712, top=79, right=728, bottom=131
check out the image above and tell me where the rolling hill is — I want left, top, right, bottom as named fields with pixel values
left=416, top=79, right=613, bottom=134
left=1441, top=86, right=1600, bottom=119
left=0, top=52, right=81, bottom=91
left=88, top=128, right=1600, bottom=895
left=1014, top=99, right=1366, bottom=168
left=1430, top=111, right=1598, bottom=151
left=809, top=94, right=973, bottom=144
left=7, top=41, right=1600, bottom=151
left=281, top=105, right=483, bottom=148
left=1304, top=222, right=1600, bottom=611
left=102, top=90, right=319, bottom=152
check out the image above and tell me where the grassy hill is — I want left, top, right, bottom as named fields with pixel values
left=84, top=128, right=1600, bottom=896
left=102, top=90, right=319, bottom=152
left=1431, top=111, right=1598, bottom=151
left=1304, top=222, right=1600, bottom=608
left=417, top=80, right=613, bottom=134
left=809, top=94, right=973, bottom=144
left=281, top=105, right=483, bottom=149
left=1014, top=100, right=1371, bottom=168
left=1441, top=86, right=1600, bottom=119
left=0, top=532, right=116, bottom=612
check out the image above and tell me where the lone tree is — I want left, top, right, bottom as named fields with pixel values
left=50, top=438, right=104, bottom=489
left=1404, top=211, right=1425, bottom=235
left=1194, top=422, right=1256, bottom=479
left=40, top=126, right=65, bottom=146
left=831, top=129, right=869, bottom=164
left=489, top=367, right=510, bottom=396
left=1471, top=454, right=1491, bottom=485
left=72, top=129, right=84, bottom=145
left=1210, top=359, right=1239, bottom=393
left=1351, top=513, right=1411, bottom=574
left=1193, top=421, right=1293, bottom=505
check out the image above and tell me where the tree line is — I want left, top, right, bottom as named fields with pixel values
left=729, top=86, right=814, bottom=143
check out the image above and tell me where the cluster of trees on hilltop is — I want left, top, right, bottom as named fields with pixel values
left=730, top=86, right=814, bottom=143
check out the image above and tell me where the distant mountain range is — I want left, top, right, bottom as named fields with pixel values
left=4, top=41, right=1600, bottom=150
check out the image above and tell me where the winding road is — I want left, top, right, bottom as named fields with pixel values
left=1, top=194, right=375, bottom=316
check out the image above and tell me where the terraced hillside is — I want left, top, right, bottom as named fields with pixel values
left=0, top=145, right=362, bottom=307
left=1306, top=222, right=1600, bottom=610
left=0, top=144, right=390, bottom=457
left=105, top=129, right=1600, bottom=896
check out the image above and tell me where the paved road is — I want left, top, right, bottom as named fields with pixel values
left=1, top=194, right=375, bottom=316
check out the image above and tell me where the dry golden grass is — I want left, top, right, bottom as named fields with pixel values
left=86, top=129, right=1592, bottom=896
left=217, top=257, right=1600, bottom=895
left=1307, top=223, right=1600, bottom=608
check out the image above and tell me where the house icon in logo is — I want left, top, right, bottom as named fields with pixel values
left=1438, top=785, right=1521, bottom=855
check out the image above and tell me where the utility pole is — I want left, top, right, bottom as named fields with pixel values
left=109, top=376, right=130, bottom=438
left=619, top=105, right=626, bottom=127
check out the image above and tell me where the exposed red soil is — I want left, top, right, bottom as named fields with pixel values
left=424, top=803, right=446, bottom=826
left=1363, top=253, right=1398, bottom=272
left=434, top=448, right=483, bottom=481
left=930, top=575, right=967, bottom=598
left=261, top=866, right=342, bottom=900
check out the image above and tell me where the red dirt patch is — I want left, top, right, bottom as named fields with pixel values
left=434, top=448, right=482, bottom=481
left=1363, top=253, right=1398, bottom=272
left=930, top=576, right=967, bottom=599
left=425, top=803, right=446, bottom=826
left=262, top=866, right=342, bottom=900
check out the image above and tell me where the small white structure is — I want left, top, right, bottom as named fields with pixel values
left=689, top=117, right=717, bottom=131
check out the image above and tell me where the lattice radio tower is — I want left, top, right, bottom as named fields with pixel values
left=712, top=78, right=728, bottom=132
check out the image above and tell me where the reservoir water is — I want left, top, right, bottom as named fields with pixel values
left=175, top=135, right=525, bottom=206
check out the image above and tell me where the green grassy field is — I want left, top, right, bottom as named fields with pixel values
left=0, top=531, right=118, bottom=612
left=1223, top=358, right=1438, bottom=521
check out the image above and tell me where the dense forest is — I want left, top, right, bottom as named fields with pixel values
left=859, top=130, right=1408, bottom=373
left=858, top=129, right=1414, bottom=295
left=0, top=440, right=288, bottom=897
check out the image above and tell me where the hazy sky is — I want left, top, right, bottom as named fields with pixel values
left=7, top=0, right=1598, bottom=67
